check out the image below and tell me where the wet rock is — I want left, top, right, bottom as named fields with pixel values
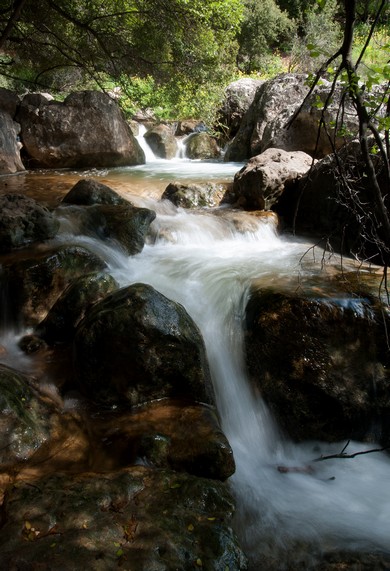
left=0, top=364, right=53, bottom=466
left=2, top=245, right=106, bottom=325
left=16, top=90, right=145, bottom=168
left=185, top=132, right=220, bottom=160
left=144, top=124, right=178, bottom=159
left=228, top=148, right=313, bottom=210
left=244, top=287, right=390, bottom=442
left=162, top=182, right=227, bottom=208
left=0, top=194, right=59, bottom=252
left=96, top=402, right=235, bottom=481
left=225, top=73, right=359, bottom=161
left=175, top=120, right=205, bottom=136
left=57, top=202, right=156, bottom=255
left=0, top=111, right=24, bottom=174
left=0, top=466, right=247, bottom=570
left=61, top=178, right=129, bottom=206
left=73, top=283, right=215, bottom=408
left=36, top=272, right=119, bottom=345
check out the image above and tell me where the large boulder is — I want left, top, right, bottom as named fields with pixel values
left=0, top=467, right=247, bottom=570
left=226, top=148, right=313, bottom=210
left=244, top=286, right=390, bottom=443
left=73, top=283, right=215, bottom=408
left=144, top=124, right=178, bottom=159
left=0, top=87, right=20, bottom=118
left=16, top=91, right=145, bottom=168
left=274, top=142, right=387, bottom=264
left=0, top=111, right=24, bottom=174
left=2, top=245, right=106, bottom=325
left=218, top=78, right=264, bottom=139
left=225, top=73, right=358, bottom=161
left=0, top=193, right=59, bottom=252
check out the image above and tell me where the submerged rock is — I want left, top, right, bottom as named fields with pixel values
left=244, top=287, right=390, bottom=442
left=0, top=194, right=59, bottom=252
left=0, top=466, right=247, bottom=570
left=73, top=283, right=215, bottom=408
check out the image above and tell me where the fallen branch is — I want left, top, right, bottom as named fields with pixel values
left=314, top=440, right=390, bottom=462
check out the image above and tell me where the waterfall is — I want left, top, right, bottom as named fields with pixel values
left=77, top=202, right=390, bottom=566
left=135, top=124, right=157, bottom=162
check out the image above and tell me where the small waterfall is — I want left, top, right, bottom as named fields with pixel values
left=93, top=203, right=390, bottom=567
left=135, top=124, right=157, bottom=162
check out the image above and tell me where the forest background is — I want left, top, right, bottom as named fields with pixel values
left=0, top=0, right=388, bottom=126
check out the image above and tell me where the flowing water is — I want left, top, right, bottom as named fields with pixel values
left=2, top=137, right=390, bottom=568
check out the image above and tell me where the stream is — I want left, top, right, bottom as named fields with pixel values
left=1, top=134, right=390, bottom=568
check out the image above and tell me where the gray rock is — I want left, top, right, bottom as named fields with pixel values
left=185, top=132, right=220, bottom=160
left=162, top=182, right=227, bottom=208
left=16, top=90, right=145, bottom=168
left=0, top=193, right=59, bottom=252
left=0, top=111, right=24, bottom=174
left=62, top=178, right=130, bottom=206
left=218, top=77, right=264, bottom=138
left=144, top=124, right=178, bottom=159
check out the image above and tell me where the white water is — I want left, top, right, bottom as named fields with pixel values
left=54, top=198, right=390, bottom=566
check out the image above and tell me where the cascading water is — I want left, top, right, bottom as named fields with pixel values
left=2, top=143, right=390, bottom=567
left=54, top=197, right=390, bottom=567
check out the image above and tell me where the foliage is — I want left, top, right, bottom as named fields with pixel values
left=0, top=0, right=243, bottom=114
left=236, top=0, right=295, bottom=74
left=288, top=0, right=343, bottom=72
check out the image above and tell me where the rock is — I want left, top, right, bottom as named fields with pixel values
left=175, top=120, right=205, bottom=136
left=244, top=286, right=390, bottom=442
left=225, top=73, right=359, bottom=161
left=96, top=401, right=235, bottom=481
left=0, top=466, right=247, bottom=570
left=185, top=132, right=220, bottom=160
left=73, top=283, right=215, bottom=408
left=0, top=364, right=52, bottom=466
left=218, top=78, right=264, bottom=139
left=16, top=90, right=145, bottom=168
left=36, top=272, right=119, bottom=345
left=274, top=142, right=388, bottom=264
left=0, top=194, right=59, bottom=252
left=56, top=202, right=156, bottom=255
left=228, top=148, right=313, bottom=210
left=0, top=88, right=20, bottom=118
left=0, top=111, right=24, bottom=174
left=61, top=178, right=129, bottom=206
left=144, top=124, right=178, bottom=159
left=162, top=182, right=227, bottom=208
left=2, top=245, right=106, bottom=325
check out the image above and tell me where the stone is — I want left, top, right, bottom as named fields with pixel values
left=225, top=73, right=359, bottom=161
left=0, top=467, right=247, bottom=570
left=218, top=77, right=264, bottom=139
left=73, top=283, right=215, bottom=408
left=144, top=124, right=178, bottom=159
left=228, top=148, right=313, bottom=210
left=56, top=202, right=156, bottom=255
left=16, top=90, right=145, bottom=168
left=2, top=245, right=107, bottom=326
left=0, top=193, right=59, bottom=252
left=244, top=286, right=390, bottom=442
left=162, top=182, right=227, bottom=208
left=0, top=88, right=20, bottom=117
left=0, top=111, right=24, bottom=174
left=61, top=179, right=129, bottom=206
left=185, top=132, right=220, bottom=160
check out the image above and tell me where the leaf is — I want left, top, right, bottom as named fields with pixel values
left=187, top=523, right=194, bottom=531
